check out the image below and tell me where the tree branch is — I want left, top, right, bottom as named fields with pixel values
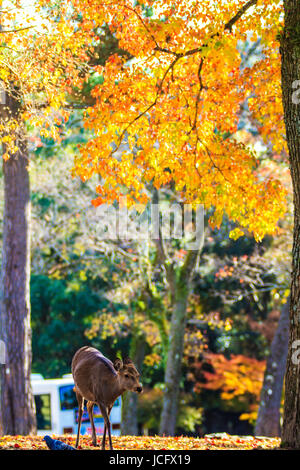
left=154, top=0, right=258, bottom=57
left=0, top=25, right=34, bottom=34
left=108, top=0, right=259, bottom=155
left=225, top=0, right=258, bottom=32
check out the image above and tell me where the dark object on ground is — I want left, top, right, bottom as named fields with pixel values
left=43, top=435, right=77, bottom=450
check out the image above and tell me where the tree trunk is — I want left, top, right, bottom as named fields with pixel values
left=121, top=334, right=145, bottom=435
left=158, top=218, right=202, bottom=437
left=0, top=91, right=36, bottom=435
left=280, top=0, right=300, bottom=448
left=255, top=299, right=290, bottom=437
left=159, top=284, right=189, bottom=436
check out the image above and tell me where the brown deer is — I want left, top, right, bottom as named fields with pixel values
left=71, top=346, right=142, bottom=450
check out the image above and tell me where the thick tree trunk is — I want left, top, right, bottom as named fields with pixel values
left=159, top=285, right=189, bottom=436
left=280, top=0, right=300, bottom=448
left=158, top=216, right=202, bottom=437
left=0, top=91, right=36, bottom=435
left=121, top=334, right=145, bottom=435
left=255, top=299, right=289, bottom=437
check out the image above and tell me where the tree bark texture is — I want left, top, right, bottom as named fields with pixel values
left=0, top=91, right=36, bottom=435
left=280, top=0, right=300, bottom=448
left=159, top=285, right=189, bottom=436
left=255, top=299, right=289, bottom=437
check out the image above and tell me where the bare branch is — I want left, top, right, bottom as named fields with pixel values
left=0, top=25, right=35, bottom=34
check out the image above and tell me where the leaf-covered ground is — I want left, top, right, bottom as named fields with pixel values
left=0, top=433, right=281, bottom=450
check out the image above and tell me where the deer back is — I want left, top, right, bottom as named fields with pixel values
left=71, top=346, right=118, bottom=403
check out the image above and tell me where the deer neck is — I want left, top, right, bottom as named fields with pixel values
left=103, top=373, right=125, bottom=404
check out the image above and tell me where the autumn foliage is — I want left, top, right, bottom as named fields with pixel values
left=71, top=0, right=287, bottom=242
left=191, top=353, right=266, bottom=423
left=0, top=1, right=288, bottom=241
left=0, top=0, right=292, bottom=440
left=0, top=0, right=88, bottom=151
left=0, top=434, right=280, bottom=450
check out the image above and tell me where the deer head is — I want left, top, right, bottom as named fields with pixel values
left=114, top=357, right=143, bottom=393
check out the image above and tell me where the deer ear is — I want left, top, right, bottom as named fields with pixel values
left=123, top=356, right=133, bottom=365
left=114, top=358, right=123, bottom=371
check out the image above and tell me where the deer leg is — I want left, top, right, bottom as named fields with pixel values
left=87, top=401, right=98, bottom=447
left=101, top=406, right=112, bottom=450
left=75, top=391, right=84, bottom=448
left=98, top=404, right=113, bottom=450
left=101, top=418, right=107, bottom=450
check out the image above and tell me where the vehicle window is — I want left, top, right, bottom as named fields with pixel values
left=59, top=384, right=78, bottom=410
left=34, top=394, right=51, bottom=430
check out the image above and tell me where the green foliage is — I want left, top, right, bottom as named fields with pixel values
left=177, top=403, right=203, bottom=433
left=31, top=274, right=109, bottom=378
left=138, top=388, right=202, bottom=434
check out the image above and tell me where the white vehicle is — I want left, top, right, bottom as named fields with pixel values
left=31, top=373, right=121, bottom=437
